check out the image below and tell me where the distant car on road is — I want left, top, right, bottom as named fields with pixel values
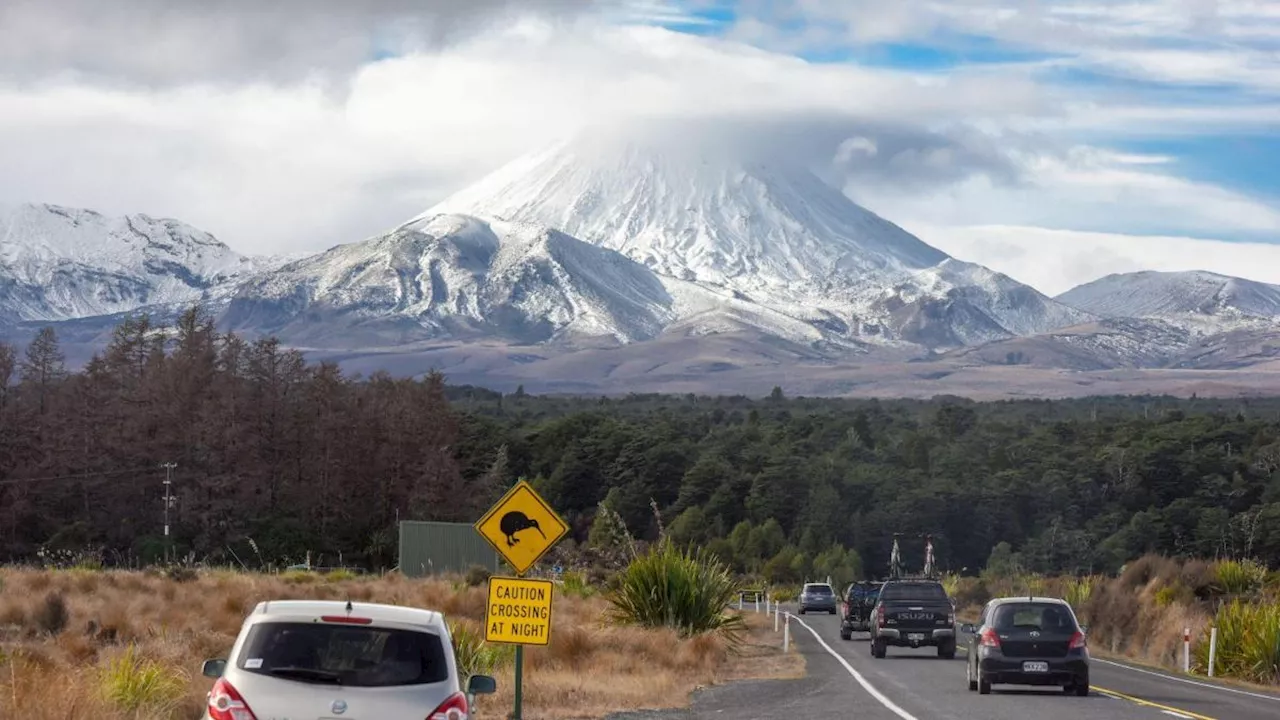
left=199, top=599, right=496, bottom=720
left=798, top=582, right=838, bottom=614
left=869, top=578, right=956, bottom=658
left=961, top=596, right=1090, bottom=696
left=839, top=580, right=882, bottom=639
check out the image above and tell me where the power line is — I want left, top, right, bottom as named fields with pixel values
left=0, top=465, right=161, bottom=487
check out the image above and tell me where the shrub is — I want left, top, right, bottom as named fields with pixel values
left=98, top=644, right=187, bottom=713
left=34, top=591, right=69, bottom=635
left=463, top=565, right=492, bottom=588
left=450, top=620, right=512, bottom=680
left=1212, top=559, right=1266, bottom=596
left=325, top=568, right=359, bottom=582
left=605, top=537, right=746, bottom=646
left=163, top=566, right=198, bottom=583
left=281, top=569, right=319, bottom=584
left=560, top=570, right=594, bottom=598
left=1195, top=599, right=1280, bottom=684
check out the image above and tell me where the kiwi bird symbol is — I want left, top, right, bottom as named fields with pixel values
left=499, top=511, right=545, bottom=547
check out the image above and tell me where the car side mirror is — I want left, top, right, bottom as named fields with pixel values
left=467, top=674, right=497, bottom=695
left=959, top=624, right=976, bottom=634
left=201, top=659, right=227, bottom=678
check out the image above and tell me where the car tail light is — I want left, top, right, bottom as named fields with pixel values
left=876, top=605, right=886, bottom=627
left=979, top=628, right=1001, bottom=648
left=427, top=691, right=468, bottom=720
left=208, top=678, right=258, bottom=720
left=320, top=615, right=373, bottom=624
left=1069, top=631, right=1087, bottom=650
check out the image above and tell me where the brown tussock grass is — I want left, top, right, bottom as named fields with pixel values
left=0, top=568, right=800, bottom=719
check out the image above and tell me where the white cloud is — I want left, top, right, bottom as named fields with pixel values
left=911, top=223, right=1280, bottom=296
left=0, top=2, right=1276, bottom=292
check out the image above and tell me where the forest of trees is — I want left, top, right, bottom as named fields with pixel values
left=4, top=308, right=1280, bottom=579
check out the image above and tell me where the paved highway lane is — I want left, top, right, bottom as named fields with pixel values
left=782, top=608, right=1280, bottom=720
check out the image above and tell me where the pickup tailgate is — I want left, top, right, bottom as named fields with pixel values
left=883, top=601, right=952, bottom=631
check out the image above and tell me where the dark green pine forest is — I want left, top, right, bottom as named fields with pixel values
left=3, top=308, right=1280, bottom=578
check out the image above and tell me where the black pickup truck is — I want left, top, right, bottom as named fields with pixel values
left=839, top=581, right=882, bottom=640
left=869, top=578, right=956, bottom=659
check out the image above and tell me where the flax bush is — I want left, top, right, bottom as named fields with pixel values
left=605, top=537, right=746, bottom=646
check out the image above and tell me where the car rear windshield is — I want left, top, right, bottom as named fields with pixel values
left=236, top=621, right=449, bottom=687
left=804, top=585, right=833, bottom=595
left=879, top=582, right=947, bottom=601
left=850, top=586, right=880, bottom=600
left=991, top=603, right=1077, bottom=632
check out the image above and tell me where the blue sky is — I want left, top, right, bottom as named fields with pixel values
left=4, top=0, right=1280, bottom=292
left=631, top=0, right=1280, bottom=244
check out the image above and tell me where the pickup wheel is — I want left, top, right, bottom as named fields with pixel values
left=840, top=627, right=852, bottom=641
left=871, top=638, right=887, bottom=658
left=938, top=640, right=956, bottom=659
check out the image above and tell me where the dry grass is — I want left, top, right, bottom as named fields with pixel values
left=0, top=568, right=800, bottom=719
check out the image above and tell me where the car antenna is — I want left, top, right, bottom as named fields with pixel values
left=345, top=599, right=353, bottom=614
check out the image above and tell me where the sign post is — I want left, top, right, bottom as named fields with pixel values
left=475, top=479, right=569, bottom=720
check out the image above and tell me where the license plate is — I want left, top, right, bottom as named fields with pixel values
left=1022, top=661, right=1049, bottom=673
left=907, top=633, right=926, bottom=641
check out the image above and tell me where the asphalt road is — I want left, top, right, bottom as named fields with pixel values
left=610, top=607, right=1280, bottom=720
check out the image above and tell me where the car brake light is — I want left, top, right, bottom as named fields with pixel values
left=320, top=615, right=373, bottom=624
left=208, top=678, right=258, bottom=720
left=876, top=606, right=885, bottom=627
left=979, top=628, right=1001, bottom=648
left=1069, top=631, right=1087, bottom=650
left=427, top=691, right=468, bottom=720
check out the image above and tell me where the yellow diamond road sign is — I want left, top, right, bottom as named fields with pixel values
left=475, top=479, right=569, bottom=575
left=485, top=576, right=553, bottom=645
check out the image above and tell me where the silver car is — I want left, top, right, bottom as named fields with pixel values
left=200, top=599, right=496, bottom=720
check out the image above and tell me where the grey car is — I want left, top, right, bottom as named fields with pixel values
left=200, top=599, right=496, bottom=720
left=798, top=582, right=838, bottom=614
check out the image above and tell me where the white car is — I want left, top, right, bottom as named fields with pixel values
left=200, top=599, right=496, bottom=720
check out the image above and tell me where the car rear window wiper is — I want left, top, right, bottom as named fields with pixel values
left=267, top=667, right=343, bottom=684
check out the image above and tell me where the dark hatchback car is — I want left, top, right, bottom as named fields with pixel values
left=961, top=597, right=1090, bottom=696
left=798, top=582, right=838, bottom=614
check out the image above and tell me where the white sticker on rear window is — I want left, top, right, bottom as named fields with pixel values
left=244, top=658, right=263, bottom=669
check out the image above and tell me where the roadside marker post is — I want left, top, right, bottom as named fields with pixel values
left=784, top=613, right=790, bottom=652
left=1182, top=628, right=1190, bottom=673
left=475, top=479, right=570, bottom=720
left=1207, top=626, right=1218, bottom=677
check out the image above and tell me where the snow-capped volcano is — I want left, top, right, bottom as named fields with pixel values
left=0, top=203, right=279, bottom=322
left=1057, top=270, right=1280, bottom=333
left=403, top=123, right=1089, bottom=348
left=409, top=123, right=948, bottom=289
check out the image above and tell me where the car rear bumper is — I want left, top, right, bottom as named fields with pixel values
left=877, top=628, right=955, bottom=646
left=979, top=656, right=1088, bottom=685
left=800, top=602, right=837, bottom=612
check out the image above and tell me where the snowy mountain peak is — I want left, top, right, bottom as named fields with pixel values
left=404, top=123, right=949, bottom=292
left=0, top=202, right=267, bottom=322
left=1056, top=270, right=1280, bottom=332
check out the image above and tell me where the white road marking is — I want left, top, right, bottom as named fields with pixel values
left=1094, top=658, right=1280, bottom=702
left=786, top=613, right=920, bottom=720
left=1162, top=711, right=1193, bottom=719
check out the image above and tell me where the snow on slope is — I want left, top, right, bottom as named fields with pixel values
left=409, top=123, right=948, bottom=292
left=223, top=213, right=695, bottom=345
left=1057, top=270, right=1280, bottom=334
left=0, top=203, right=271, bottom=321
left=404, top=123, right=1089, bottom=348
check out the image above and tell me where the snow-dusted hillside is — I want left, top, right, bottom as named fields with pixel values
left=1057, top=270, right=1280, bottom=334
left=223, top=213, right=690, bottom=345
left=405, top=125, right=1089, bottom=349
left=0, top=203, right=282, bottom=322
